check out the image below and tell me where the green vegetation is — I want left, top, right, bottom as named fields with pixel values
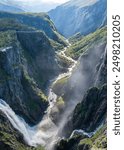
left=69, top=32, right=84, bottom=44
left=0, top=118, right=45, bottom=150
left=56, top=125, right=107, bottom=150
left=0, top=30, right=17, bottom=47
left=0, top=15, right=50, bottom=125
left=79, top=125, right=107, bottom=150
left=50, top=39, right=66, bottom=50
left=56, top=52, right=73, bottom=68
left=0, top=18, right=35, bottom=32
left=73, top=85, right=107, bottom=132
left=56, top=97, right=65, bottom=109
left=21, top=12, right=56, bottom=30
left=53, top=76, right=69, bottom=88
left=0, top=134, right=45, bottom=150
left=65, top=27, right=107, bottom=60
left=0, top=67, right=11, bottom=83
left=22, top=70, right=48, bottom=112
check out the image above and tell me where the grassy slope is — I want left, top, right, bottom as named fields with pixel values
left=79, top=125, right=107, bottom=150
left=66, top=27, right=107, bottom=60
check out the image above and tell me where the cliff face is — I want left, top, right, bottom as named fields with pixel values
left=49, top=0, right=107, bottom=37
left=71, top=40, right=107, bottom=133
left=0, top=14, right=64, bottom=125
left=56, top=124, right=107, bottom=150
left=73, top=85, right=107, bottom=132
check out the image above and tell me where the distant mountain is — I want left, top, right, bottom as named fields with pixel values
left=0, top=0, right=68, bottom=12
left=0, top=1, right=24, bottom=12
left=48, top=0, right=107, bottom=37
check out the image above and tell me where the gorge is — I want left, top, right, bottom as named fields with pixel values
left=0, top=0, right=107, bottom=150
left=0, top=32, right=107, bottom=150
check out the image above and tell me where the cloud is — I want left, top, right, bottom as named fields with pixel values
left=6, top=0, right=69, bottom=12
left=24, top=0, right=69, bottom=12
left=15, top=0, right=69, bottom=4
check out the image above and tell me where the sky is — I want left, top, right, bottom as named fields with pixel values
left=10, top=0, right=69, bottom=12
left=20, top=0, right=69, bottom=4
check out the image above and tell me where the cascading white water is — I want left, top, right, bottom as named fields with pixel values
left=70, top=122, right=104, bottom=138
left=0, top=99, right=37, bottom=146
left=0, top=96, right=58, bottom=148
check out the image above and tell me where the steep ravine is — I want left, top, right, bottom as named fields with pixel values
left=0, top=38, right=107, bottom=150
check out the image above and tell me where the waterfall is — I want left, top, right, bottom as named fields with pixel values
left=0, top=85, right=62, bottom=148
left=0, top=97, right=59, bottom=148
left=0, top=99, right=37, bottom=146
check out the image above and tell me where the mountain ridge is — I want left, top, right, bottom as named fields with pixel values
left=0, top=1, right=24, bottom=13
left=49, top=0, right=107, bottom=37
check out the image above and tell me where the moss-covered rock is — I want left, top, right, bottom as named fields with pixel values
left=73, top=85, right=107, bottom=132
left=56, top=124, right=107, bottom=150
left=0, top=111, right=45, bottom=150
left=79, top=125, right=107, bottom=150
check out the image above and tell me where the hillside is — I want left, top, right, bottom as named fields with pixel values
left=66, top=26, right=107, bottom=60
left=49, top=0, right=107, bottom=37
